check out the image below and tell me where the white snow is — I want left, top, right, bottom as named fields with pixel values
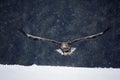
left=0, top=64, right=120, bottom=80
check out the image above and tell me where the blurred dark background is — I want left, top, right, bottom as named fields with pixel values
left=0, top=0, right=120, bottom=68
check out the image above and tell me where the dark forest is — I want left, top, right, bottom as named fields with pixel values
left=0, top=0, right=120, bottom=67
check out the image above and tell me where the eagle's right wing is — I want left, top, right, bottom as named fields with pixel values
left=19, top=29, right=61, bottom=44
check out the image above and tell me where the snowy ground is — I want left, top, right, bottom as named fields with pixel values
left=0, top=65, right=120, bottom=80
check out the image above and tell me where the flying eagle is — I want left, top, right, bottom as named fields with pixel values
left=19, top=27, right=110, bottom=56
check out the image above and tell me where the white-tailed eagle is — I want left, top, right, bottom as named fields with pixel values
left=19, top=27, right=110, bottom=56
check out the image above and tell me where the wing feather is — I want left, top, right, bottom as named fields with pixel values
left=19, top=29, right=61, bottom=44
left=71, top=27, right=111, bottom=43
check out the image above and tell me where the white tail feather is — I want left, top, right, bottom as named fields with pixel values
left=56, top=47, right=76, bottom=55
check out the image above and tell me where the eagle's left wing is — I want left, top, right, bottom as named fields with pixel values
left=71, top=27, right=111, bottom=43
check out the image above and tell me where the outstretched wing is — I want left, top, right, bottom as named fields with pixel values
left=19, top=29, right=61, bottom=44
left=71, top=27, right=111, bottom=43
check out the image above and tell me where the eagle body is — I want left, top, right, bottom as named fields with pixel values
left=56, top=42, right=76, bottom=56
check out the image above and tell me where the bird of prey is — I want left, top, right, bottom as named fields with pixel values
left=19, top=27, right=110, bottom=56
